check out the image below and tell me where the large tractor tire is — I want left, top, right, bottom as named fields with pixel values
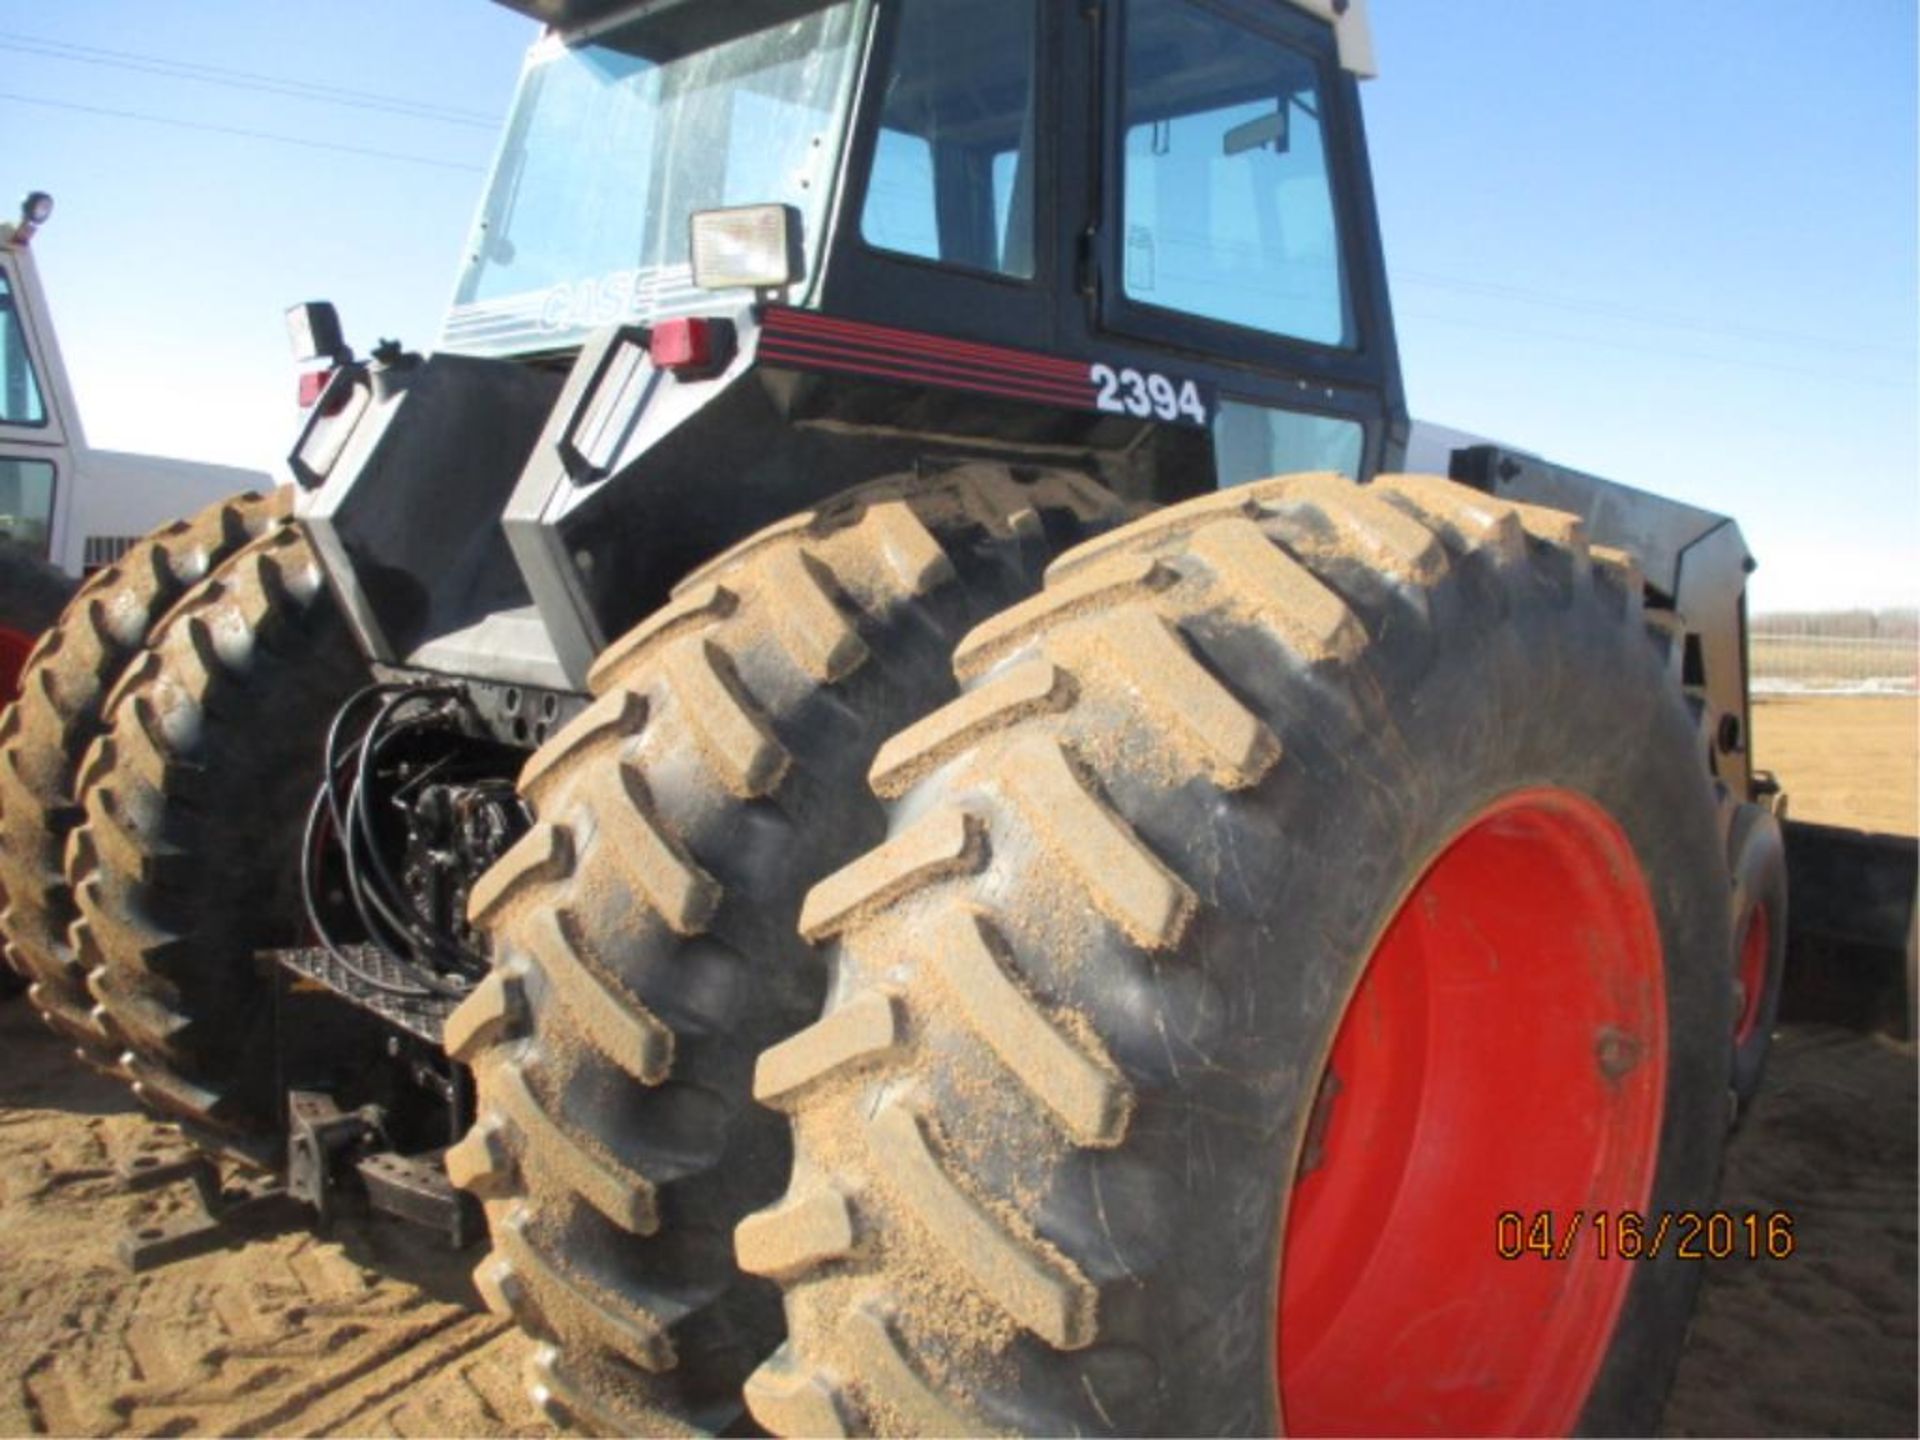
left=70, top=523, right=365, bottom=1149
left=0, top=491, right=288, bottom=1043
left=744, top=473, right=1735, bottom=1437
left=447, top=466, right=1126, bottom=1436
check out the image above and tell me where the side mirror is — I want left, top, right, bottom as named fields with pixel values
left=285, top=301, right=351, bottom=365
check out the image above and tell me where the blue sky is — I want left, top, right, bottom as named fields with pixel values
left=2, top=0, right=1913, bottom=611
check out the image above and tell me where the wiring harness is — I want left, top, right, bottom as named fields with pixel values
left=300, top=682, right=526, bottom=1001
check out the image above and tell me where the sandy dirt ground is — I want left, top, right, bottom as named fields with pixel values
left=1664, top=1026, right=1917, bottom=1437
left=0, top=693, right=1911, bottom=1438
left=0, top=1012, right=551, bottom=1438
left=1672, top=694, right=1917, bottom=1435
left=1752, top=694, right=1918, bottom=836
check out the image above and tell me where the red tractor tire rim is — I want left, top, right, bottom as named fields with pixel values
left=1278, top=787, right=1667, bottom=1437
left=1733, top=904, right=1771, bottom=1047
left=0, top=625, right=36, bottom=705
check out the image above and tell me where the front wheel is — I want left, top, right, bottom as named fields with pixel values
left=1727, top=802, right=1788, bottom=1119
left=745, top=473, right=1734, bottom=1437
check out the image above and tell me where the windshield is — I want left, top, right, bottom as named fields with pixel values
left=444, top=2, right=867, bottom=357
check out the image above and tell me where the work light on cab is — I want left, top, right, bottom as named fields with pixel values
left=14, top=191, right=52, bottom=244
left=689, top=204, right=802, bottom=293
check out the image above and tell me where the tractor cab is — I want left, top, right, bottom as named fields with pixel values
left=0, top=194, right=74, bottom=565
left=0, top=194, right=267, bottom=580
left=297, top=0, right=1406, bottom=696
left=455, top=0, right=1402, bottom=476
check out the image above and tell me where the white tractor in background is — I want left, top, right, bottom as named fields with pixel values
left=0, top=191, right=268, bottom=699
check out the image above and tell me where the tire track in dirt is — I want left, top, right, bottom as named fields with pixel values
left=3, top=985, right=1913, bottom=1434
left=0, top=1002, right=551, bottom=1438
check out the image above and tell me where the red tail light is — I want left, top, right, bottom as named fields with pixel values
left=649, top=317, right=730, bottom=377
left=298, top=369, right=330, bottom=409
left=298, top=367, right=357, bottom=417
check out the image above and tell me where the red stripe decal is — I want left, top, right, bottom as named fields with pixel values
left=766, top=329, right=1092, bottom=388
left=759, top=307, right=1096, bottom=408
left=761, top=334, right=1094, bottom=404
left=766, top=308, right=1087, bottom=382
left=759, top=345, right=1097, bottom=411
left=791, top=328, right=1092, bottom=384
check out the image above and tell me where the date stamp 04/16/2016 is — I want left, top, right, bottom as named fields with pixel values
left=1495, top=1210, right=1798, bottom=1262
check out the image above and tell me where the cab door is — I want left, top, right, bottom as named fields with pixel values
left=0, top=249, right=72, bottom=565
left=1077, top=0, right=1408, bottom=485
left=819, top=0, right=1059, bottom=350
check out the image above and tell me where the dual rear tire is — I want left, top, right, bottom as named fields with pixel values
left=66, top=524, right=366, bottom=1146
left=0, top=494, right=288, bottom=1025
left=446, top=466, right=1127, bottom=1434
left=10, top=471, right=1748, bottom=1436
left=742, top=473, right=1737, bottom=1436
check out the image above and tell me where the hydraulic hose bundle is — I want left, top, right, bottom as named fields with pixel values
left=300, top=682, right=524, bottom=1001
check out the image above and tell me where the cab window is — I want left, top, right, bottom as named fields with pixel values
left=1214, top=398, right=1363, bottom=485
left=0, top=271, right=48, bottom=427
left=1120, top=0, right=1349, bottom=346
left=861, top=0, right=1038, bottom=279
left=0, top=457, right=56, bottom=552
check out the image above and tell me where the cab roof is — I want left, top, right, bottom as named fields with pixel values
left=490, top=0, right=1375, bottom=76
